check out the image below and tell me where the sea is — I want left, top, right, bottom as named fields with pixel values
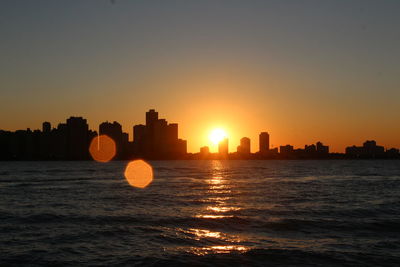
left=0, top=160, right=399, bottom=266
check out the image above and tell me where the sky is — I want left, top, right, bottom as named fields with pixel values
left=0, top=0, right=399, bottom=153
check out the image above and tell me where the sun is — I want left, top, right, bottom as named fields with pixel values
left=209, top=128, right=227, bottom=144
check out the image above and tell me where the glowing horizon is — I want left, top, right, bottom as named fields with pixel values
left=0, top=1, right=399, bottom=153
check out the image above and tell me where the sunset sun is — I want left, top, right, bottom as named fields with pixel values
left=209, top=129, right=228, bottom=144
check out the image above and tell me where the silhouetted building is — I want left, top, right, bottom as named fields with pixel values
left=316, top=141, right=329, bottom=154
left=175, top=139, right=187, bottom=157
left=386, top=148, right=400, bottom=158
left=154, top=118, right=168, bottom=155
left=2, top=112, right=400, bottom=161
left=237, top=137, right=251, bottom=154
left=132, top=109, right=187, bottom=159
left=146, top=109, right=158, bottom=127
left=0, top=130, right=11, bottom=159
left=200, top=146, right=209, bottom=155
left=88, top=130, right=98, bottom=144
left=259, top=132, right=269, bottom=153
left=42, top=122, right=51, bottom=133
left=132, top=124, right=145, bottom=154
left=100, top=121, right=129, bottom=159
left=66, top=117, right=89, bottom=160
left=167, top=123, right=178, bottom=143
left=346, top=146, right=361, bottom=157
left=363, top=140, right=384, bottom=155
left=143, top=109, right=159, bottom=156
left=346, top=140, right=385, bottom=158
left=40, top=122, right=52, bottom=159
left=133, top=125, right=146, bottom=142
left=280, top=145, right=294, bottom=154
left=53, top=123, right=68, bottom=159
left=305, top=144, right=317, bottom=153
left=269, top=147, right=278, bottom=154
left=219, top=138, right=229, bottom=156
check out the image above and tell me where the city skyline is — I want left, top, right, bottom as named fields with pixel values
left=1, top=1, right=400, bottom=153
left=1, top=110, right=399, bottom=154
left=0, top=109, right=398, bottom=160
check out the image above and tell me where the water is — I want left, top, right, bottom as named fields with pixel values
left=0, top=160, right=399, bottom=266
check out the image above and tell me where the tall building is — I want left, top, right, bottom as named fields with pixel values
left=175, top=139, right=187, bottom=156
left=133, top=124, right=146, bottom=142
left=0, top=130, right=12, bottom=160
left=42, top=122, right=51, bottom=133
left=237, top=137, right=250, bottom=154
left=66, top=117, right=89, bottom=160
left=133, top=109, right=187, bottom=159
left=167, top=123, right=178, bottom=143
left=146, top=109, right=158, bottom=127
left=154, top=119, right=168, bottom=154
left=219, top=138, right=229, bottom=156
left=99, top=121, right=129, bottom=159
left=133, top=124, right=146, bottom=155
left=100, top=121, right=122, bottom=136
left=316, top=141, right=329, bottom=154
left=40, top=122, right=51, bottom=159
left=53, top=123, right=67, bottom=159
left=259, top=132, right=269, bottom=153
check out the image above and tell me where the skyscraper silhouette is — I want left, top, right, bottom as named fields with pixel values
left=66, top=117, right=89, bottom=160
left=146, top=109, right=158, bottom=126
left=259, top=132, right=269, bottom=153
left=99, top=121, right=129, bottom=159
left=316, top=142, right=329, bottom=154
left=219, top=138, right=229, bottom=156
left=133, top=109, right=187, bottom=159
left=40, top=122, right=51, bottom=159
left=237, top=137, right=251, bottom=154
left=42, top=122, right=51, bottom=133
left=133, top=124, right=146, bottom=156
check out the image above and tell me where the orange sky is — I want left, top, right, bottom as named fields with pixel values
left=1, top=67, right=398, bottom=153
left=0, top=1, right=399, bottom=153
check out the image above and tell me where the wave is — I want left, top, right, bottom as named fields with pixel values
left=3, top=247, right=396, bottom=267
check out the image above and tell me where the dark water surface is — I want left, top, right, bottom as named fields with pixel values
left=0, top=160, right=399, bottom=266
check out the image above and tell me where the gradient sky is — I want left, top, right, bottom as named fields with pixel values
left=1, top=0, right=399, bottom=153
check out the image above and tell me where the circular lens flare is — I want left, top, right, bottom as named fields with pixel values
left=124, top=160, right=153, bottom=188
left=89, top=135, right=116, bottom=162
left=209, top=129, right=227, bottom=144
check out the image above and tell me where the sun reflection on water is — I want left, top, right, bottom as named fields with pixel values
left=204, top=196, right=231, bottom=203
left=189, top=245, right=249, bottom=256
left=188, top=228, right=221, bottom=239
left=206, top=206, right=241, bottom=212
left=178, top=227, right=242, bottom=242
left=186, top=160, right=249, bottom=255
left=209, top=184, right=227, bottom=190
left=206, top=177, right=223, bottom=184
left=197, top=162, right=237, bottom=219
left=195, top=214, right=234, bottom=219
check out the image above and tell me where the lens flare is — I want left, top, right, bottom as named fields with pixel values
left=124, top=160, right=153, bottom=188
left=89, top=135, right=116, bottom=162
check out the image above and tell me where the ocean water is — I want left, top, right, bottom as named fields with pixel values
left=0, top=160, right=399, bottom=266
